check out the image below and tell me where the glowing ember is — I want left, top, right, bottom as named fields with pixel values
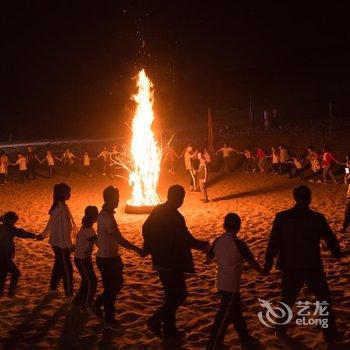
left=127, top=69, right=161, bottom=207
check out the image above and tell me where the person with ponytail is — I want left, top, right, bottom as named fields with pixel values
left=39, top=183, right=77, bottom=300
left=73, top=205, right=98, bottom=311
left=0, top=211, right=40, bottom=297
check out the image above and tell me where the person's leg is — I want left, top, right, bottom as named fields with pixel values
left=103, top=257, right=124, bottom=322
left=60, top=248, right=73, bottom=297
left=305, top=269, right=338, bottom=338
left=19, top=170, right=25, bottom=183
left=8, top=260, right=21, bottom=296
left=224, top=157, right=230, bottom=172
left=200, top=179, right=208, bottom=201
left=207, top=291, right=232, bottom=348
left=188, top=169, right=195, bottom=190
left=0, top=173, right=4, bottom=184
left=50, top=246, right=63, bottom=291
left=152, top=271, right=187, bottom=335
left=231, top=292, right=252, bottom=342
left=323, top=166, right=328, bottom=183
left=328, top=168, right=337, bottom=184
left=0, top=259, right=9, bottom=295
left=94, top=257, right=107, bottom=308
left=84, top=257, right=97, bottom=308
left=276, top=270, right=304, bottom=335
left=73, top=258, right=87, bottom=307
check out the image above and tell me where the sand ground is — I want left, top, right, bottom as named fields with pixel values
left=0, top=168, right=349, bottom=350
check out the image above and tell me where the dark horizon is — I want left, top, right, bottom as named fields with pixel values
left=1, top=2, right=350, bottom=140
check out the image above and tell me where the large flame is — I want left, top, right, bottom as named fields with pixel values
left=128, top=69, right=161, bottom=206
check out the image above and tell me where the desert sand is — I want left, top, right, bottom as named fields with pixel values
left=0, top=169, right=349, bottom=349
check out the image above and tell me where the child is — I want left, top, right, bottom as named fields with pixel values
left=12, top=153, right=29, bottom=183
left=197, top=153, right=209, bottom=202
left=83, top=151, right=93, bottom=177
left=73, top=206, right=99, bottom=310
left=278, top=145, right=290, bottom=174
left=40, top=183, right=77, bottom=300
left=242, top=149, right=254, bottom=173
left=321, top=147, right=340, bottom=184
left=288, top=156, right=304, bottom=180
left=60, top=149, right=77, bottom=177
left=307, top=146, right=322, bottom=183
left=92, top=186, right=143, bottom=330
left=184, top=146, right=198, bottom=191
left=206, top=213, right=262, bottom=349
left=255, top=147, right=266, bottom=173
left=96, top=147, right=111, bottom=175
left=267, top=147, right=280, bottom=174
left=40, top=150, right=56, bottom=178
left=0, top=212, right=40, bottom=297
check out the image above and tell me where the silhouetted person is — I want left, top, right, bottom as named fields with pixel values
left=26, top=146, right=39, bottom=180
left=263, top=185, right=341, bottom=343
left=0, top=212, right=40, bottom=297
left=92, top=186, right=143, bottom=331
left=142, top=185, right=209, bottom=338
left=206, top=213, right=261, bottom=350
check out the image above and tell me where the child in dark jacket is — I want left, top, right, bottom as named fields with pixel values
left=0, top=211, right=40, bottom=297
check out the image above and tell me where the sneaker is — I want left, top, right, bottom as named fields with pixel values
left=105, top=319, right=120, bottom=331
left=308, top=179, right=314, bottom=183
left=317, top=180, right=322, bottom=183
left=102, top=173, right=106, bottom=176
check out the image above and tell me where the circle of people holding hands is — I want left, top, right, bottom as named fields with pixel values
left=0, top=180, right=346, bottom=349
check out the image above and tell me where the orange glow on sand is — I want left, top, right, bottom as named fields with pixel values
left=127, top=69, right=161, bottom=206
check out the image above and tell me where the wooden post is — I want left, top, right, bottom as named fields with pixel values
left=249, top=95, right=253, bottom=129
left=328, top=101, right=334, bottom=137
left=208, top=107, right=214, bottom=153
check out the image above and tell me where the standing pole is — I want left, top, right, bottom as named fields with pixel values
left=208, top=107, right=214, bottom=153
left=328, top=100, right=334, bottom=137
left=249, top=95, right=253, bottom=129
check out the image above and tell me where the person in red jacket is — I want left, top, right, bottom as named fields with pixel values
left=321, top=147, right=340, bottom=184
left=255, top=148, right=266, bottom=173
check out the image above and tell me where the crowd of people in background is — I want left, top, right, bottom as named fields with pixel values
left=0, top=145, right=123, bottom=184
left=0, top=183, right=345, bottom=349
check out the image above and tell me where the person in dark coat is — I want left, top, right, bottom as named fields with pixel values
left=263, top=185, right=341, bottom=343
left=0, top=212, right=40, bottom=297
left=142, top=185, right=209, bottom=338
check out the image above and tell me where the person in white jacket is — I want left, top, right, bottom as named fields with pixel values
left=40, top=183, right=76, bottom=299
left=206, top=213, right=262, bottom=349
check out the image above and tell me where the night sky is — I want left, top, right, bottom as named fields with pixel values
left=1, top=2, right=349, bottom=140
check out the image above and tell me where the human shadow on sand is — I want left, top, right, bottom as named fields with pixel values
left=2, top=294, right=69, bottom=349
left=211, top=183, right=294, bottom=202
